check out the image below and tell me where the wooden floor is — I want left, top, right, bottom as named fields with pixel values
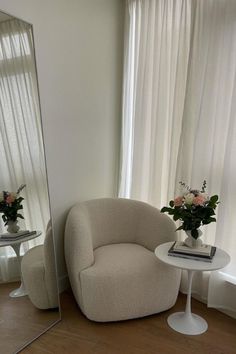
left=0, top=281, right=60, bottom=354
left=21, top=289, right=236, bottom=354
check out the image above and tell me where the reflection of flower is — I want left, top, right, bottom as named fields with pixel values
left=0, top=185, right=26, bottom=225
left=6, top=194, right=16, bottom=204
left=161, top=181, right=219, bottom=239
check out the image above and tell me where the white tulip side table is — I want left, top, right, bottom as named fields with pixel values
left=0, top=231, right=41, bottom=297
left=155, top=242, right=230, bottom=335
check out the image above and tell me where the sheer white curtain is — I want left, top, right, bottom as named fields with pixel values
left=0, top=19, right=50, bottom=282
left=175, top=0, right=236, bottom=316
left=120, top=0, right=192, bottom=206
left=120, top=0, right=236, bottom=318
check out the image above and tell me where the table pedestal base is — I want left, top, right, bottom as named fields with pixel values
left=9, top=243, right=28, bottom=297
left=167, top=270, right=208, bottom=335
left=9, top=282, right=28, bottom=298
left=167, top=312, right=208, bottom=335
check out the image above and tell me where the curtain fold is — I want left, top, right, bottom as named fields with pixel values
left=0, top=19, right=50, bottom=282
left=120, top=0, right=192, bottom=206
left=120, top=0, right=236, bottom=318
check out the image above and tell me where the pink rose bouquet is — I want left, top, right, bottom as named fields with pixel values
left=0, top=184, right=26, bottom=226
left=161, top=181, right=219, bottom=239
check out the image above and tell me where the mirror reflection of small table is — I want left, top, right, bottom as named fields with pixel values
left=155, top=242, right=230, bottom=335
left=0, top=231, right=42, bottom=297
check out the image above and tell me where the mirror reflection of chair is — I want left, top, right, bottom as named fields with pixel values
left=21, top=222, right=59, bottom=310
left=65, top=198, right=181, bottom=322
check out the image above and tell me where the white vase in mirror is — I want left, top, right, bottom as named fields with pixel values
left=7, top=220, right=20, bottom=233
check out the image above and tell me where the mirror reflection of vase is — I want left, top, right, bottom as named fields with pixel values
left=6, top=220, right=20, bottom=233
left=0, top=10, right=60, bottom=354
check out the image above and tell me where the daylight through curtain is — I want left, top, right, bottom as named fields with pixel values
left=0, top=19, right=50, bottom=282
left=120, top=0, right=236, bottom=317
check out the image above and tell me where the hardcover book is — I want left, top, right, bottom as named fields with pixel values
left=0, top=230, right=36, bottom=241
left=168, top=241, right=216, bottom=261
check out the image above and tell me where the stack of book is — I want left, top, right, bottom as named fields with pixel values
left=168, top=241, right=216, bottom=262
left=0, top=230, right=37, bottom=241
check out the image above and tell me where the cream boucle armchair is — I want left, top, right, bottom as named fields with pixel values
left=65, top=198, right=181, bottom=322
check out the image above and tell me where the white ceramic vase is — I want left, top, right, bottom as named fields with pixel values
left=7, top=220, right=20, bottom=233
left=184, top=229, right=203, bottom=248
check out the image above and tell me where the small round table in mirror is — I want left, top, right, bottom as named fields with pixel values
left=0, top=231, right=42, bottom=297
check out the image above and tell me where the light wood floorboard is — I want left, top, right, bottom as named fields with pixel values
left=21, top=289, right=236, bottom=354
left=0, top=282, right=59, bottom=354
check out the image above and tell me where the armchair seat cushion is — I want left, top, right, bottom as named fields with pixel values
left=80, top=243, right=180, bottom=322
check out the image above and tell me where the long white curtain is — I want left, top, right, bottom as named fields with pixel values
left=120, top=0, right=236, bottom=318
left=0, top=19, right=50, bottom=282
left=120, top=0, right=192, bottom=206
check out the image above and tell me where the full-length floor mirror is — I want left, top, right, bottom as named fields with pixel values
left=0, top=10, right=60, bottom=354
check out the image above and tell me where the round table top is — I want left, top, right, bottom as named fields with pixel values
left=0, top=231, right=42, bottom=247
left=155, top=241, right=231, bottom=272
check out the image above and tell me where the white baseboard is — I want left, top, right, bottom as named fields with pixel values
left=58, top=274, right=70, bottom=293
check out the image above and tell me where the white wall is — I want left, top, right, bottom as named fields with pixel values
left=0, top=0, right=124, bottom=287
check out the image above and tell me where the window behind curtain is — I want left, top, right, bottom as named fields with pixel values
left=0, top=18, right=50, bottom=282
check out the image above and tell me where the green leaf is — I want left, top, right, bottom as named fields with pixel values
left=169, top=200, right=174, bottom=207
left=17, top=197, right=24, bottom=203
left=161, top=207, right=169, bottom=213
left=173, top=214, right=180, bottom=221
left=210, top=195, right=218, bottom=204
left=161, top=207, right=174, bottom=214
left=191, top=229, right=199, bottom=239
left=202, top=217, right=216, bottom=225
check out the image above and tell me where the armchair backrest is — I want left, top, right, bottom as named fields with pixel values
left=82, top=198, right=138, bottom=249
left=71, top=198, right=176, bottom=251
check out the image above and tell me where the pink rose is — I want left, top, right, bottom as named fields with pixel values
left=174, top=196, right=183, bottom=206
left=6, top=193, right=16, bottom=204
left=193, top=194, right=206, bottom=206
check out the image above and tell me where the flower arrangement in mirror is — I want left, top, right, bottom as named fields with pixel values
left=0, top=184, right=26, bottom=233
left=161, top=181, right=219, bottom=247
